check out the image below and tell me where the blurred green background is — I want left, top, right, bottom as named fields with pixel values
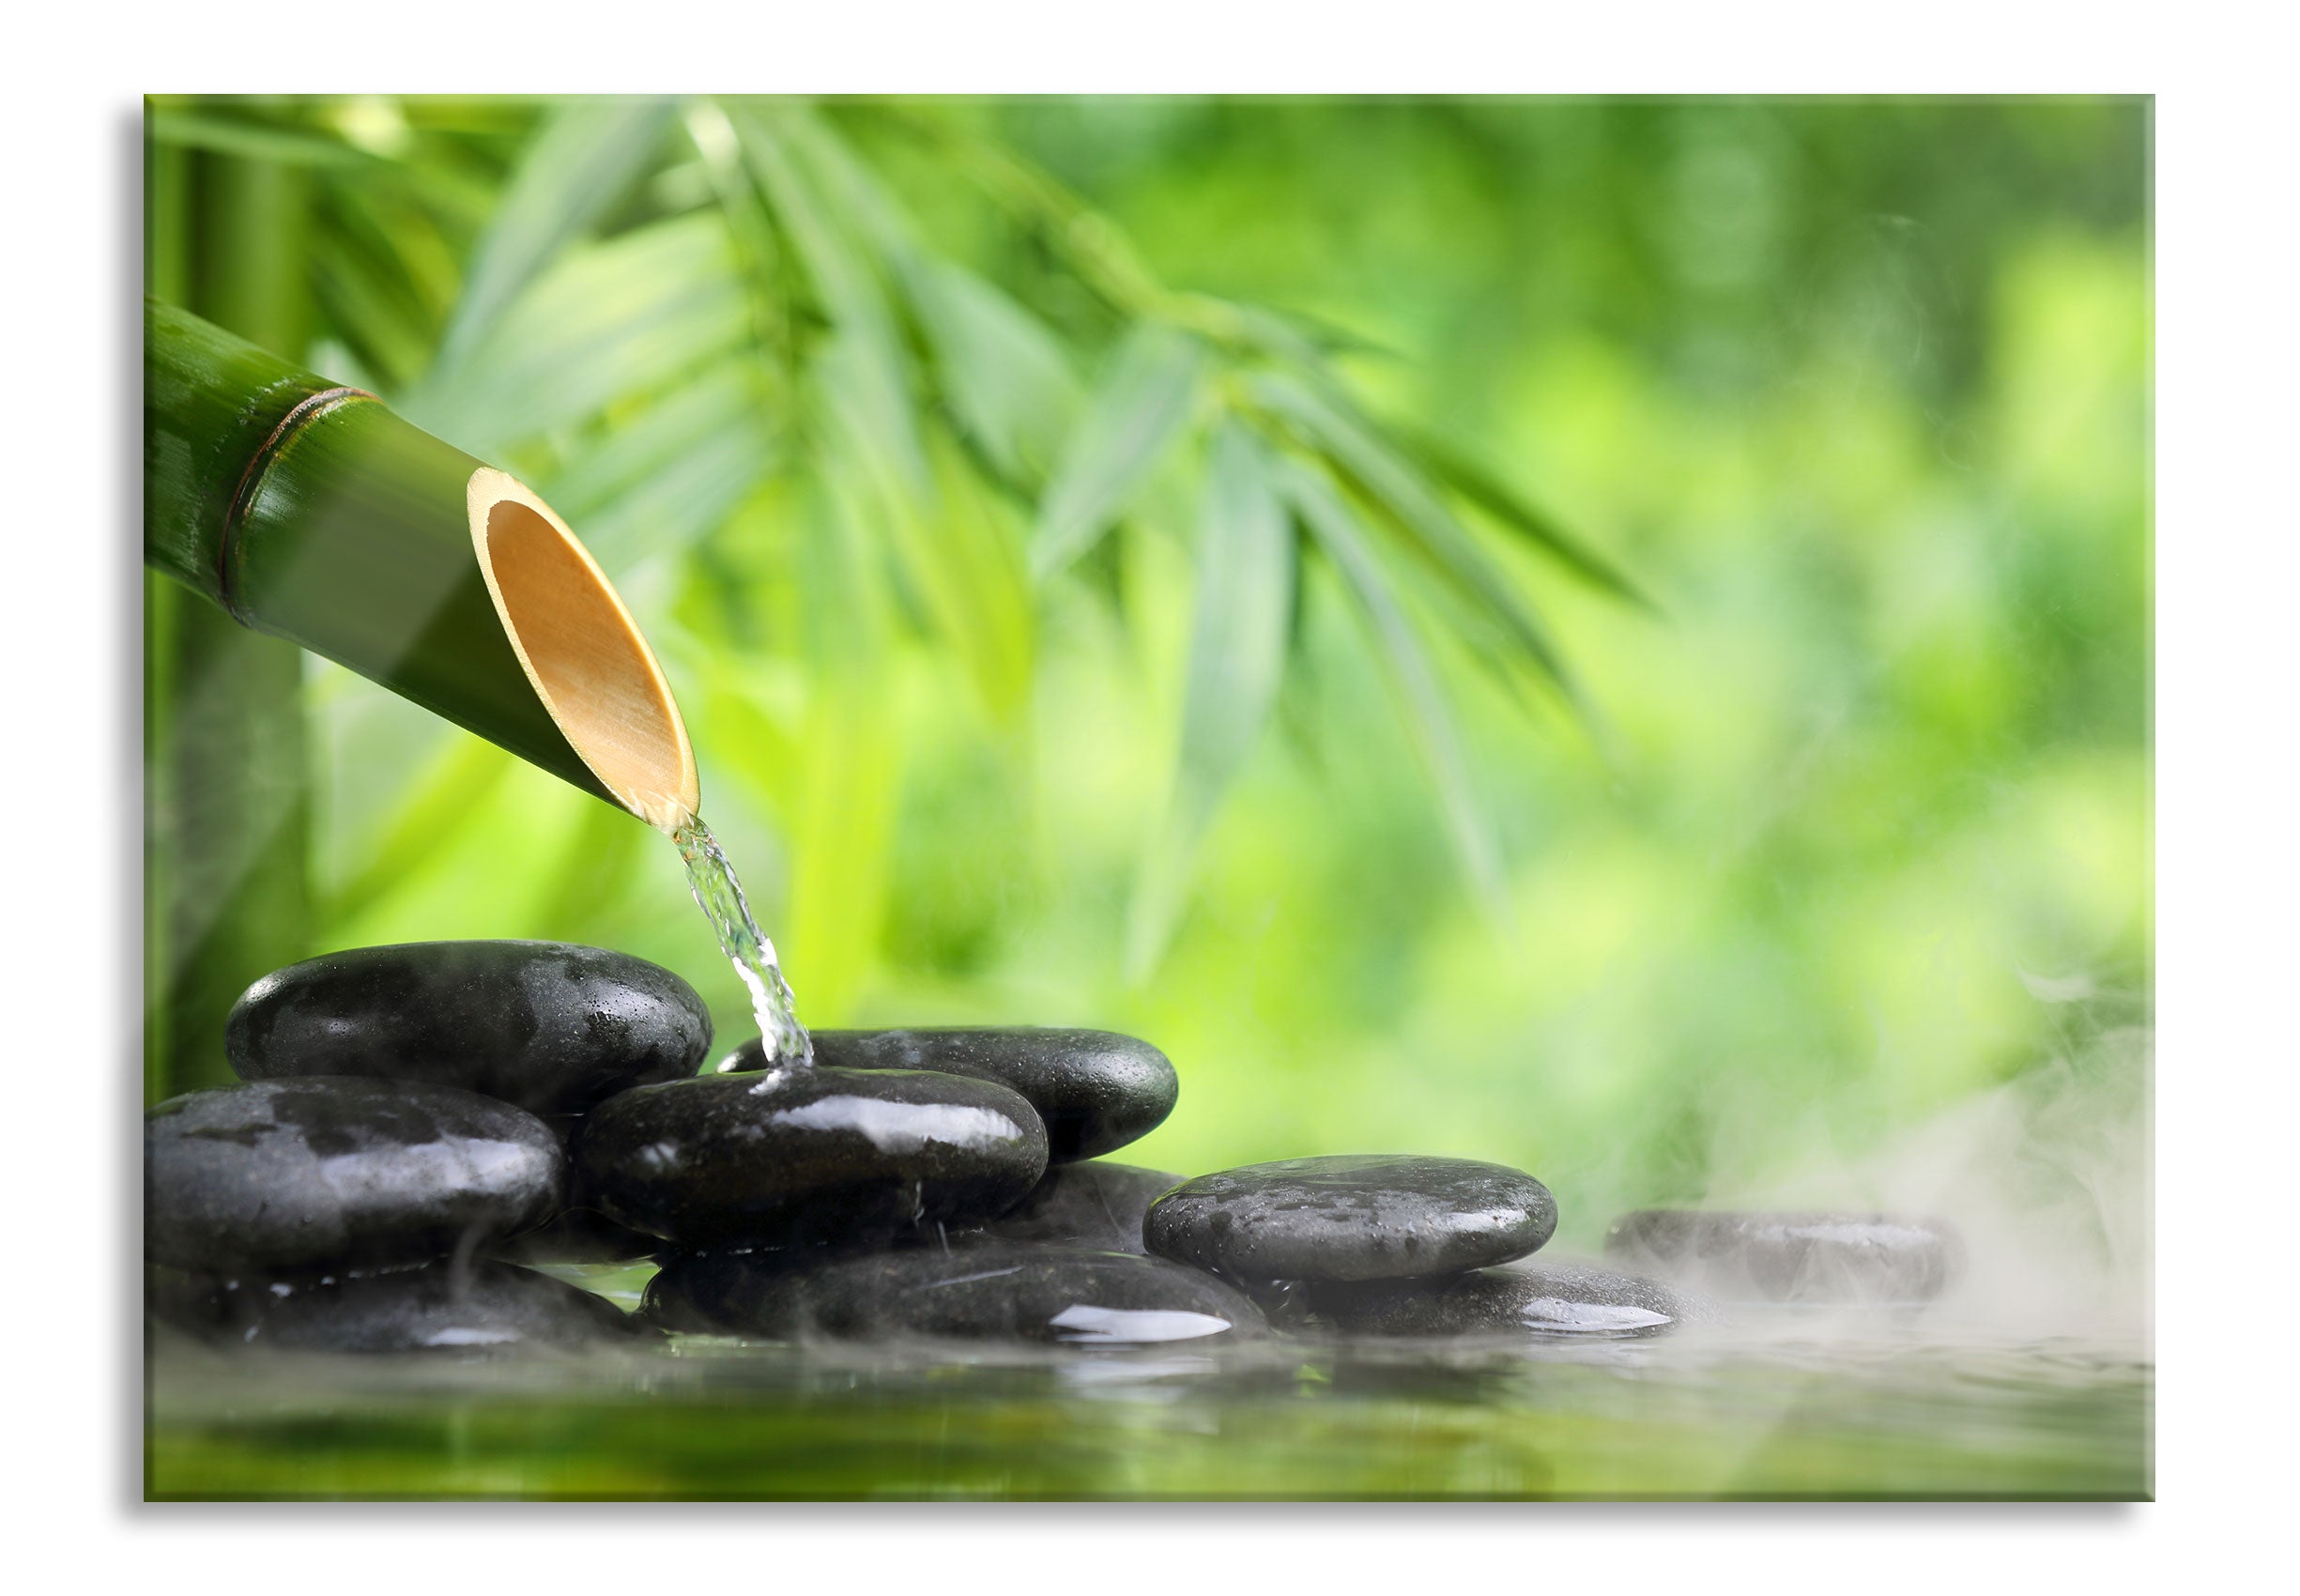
left=143, top=96, right=2149, bottom=1251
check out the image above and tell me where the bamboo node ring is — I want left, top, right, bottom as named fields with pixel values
left=217, top=385, right=377, bottom=624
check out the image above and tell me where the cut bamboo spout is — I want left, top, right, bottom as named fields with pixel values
left=468, top=470, right=698, bottom=828
left=144, top=299, right=699, bottom=831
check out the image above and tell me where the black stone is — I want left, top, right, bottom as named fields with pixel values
left=1302, top=1260, right=1706, bottom=1339
left=226, top=940, right=713, bottom=1116
left=985, top=1161, right=1181, bottom=1253
left=146, top=1259, right=647, bottom=1353
left=576, top=1066, right=1048, bottom=1251
left=488, top=1116, right=659, bottom=1266
left=645, top=1237, right=1268, bottom=1344
left=725, top=1027, right=1177, bottom=1161
left=1603, top=1210, right=1962, bottom=1303
left=1143, top=1155, right=1557, bottom=1283
left=146, top=1078, right=563, bottom=1273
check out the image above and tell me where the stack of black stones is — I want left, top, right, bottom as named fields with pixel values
left=146, top=940, right=1957, bottom=1357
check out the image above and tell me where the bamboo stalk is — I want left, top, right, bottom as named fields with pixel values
left=144, top=298, right=700, bottom=830
left=145, top=123, right=317, bottom=1101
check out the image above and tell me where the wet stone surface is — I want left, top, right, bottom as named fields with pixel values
left=576, top=1066, right=1049, bottom=1252
left=726, top=1028, right=1177, bottom=1162
left=985, top=1161, right=1182, bottom=1254
left=146, top=1259, right=647, bottom=1353
left=646, top=1237, right=1268, bottom=1345
left=1143, top=1155, right=1557, bottom=1283
left=146, top=1078, right=564, bottom=1274
left=1604, top=1210, right=1963, bottom=1303
left=489, top=1117, right=660, bottom=1266
left=1302, top=1260, right=1707, bottom=1339
left=226, top=940, right=713, bottom=1116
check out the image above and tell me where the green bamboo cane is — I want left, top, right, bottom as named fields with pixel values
left=145, top=297, right=699, bottom=830
left=146, top=127, right=317, bottom=1101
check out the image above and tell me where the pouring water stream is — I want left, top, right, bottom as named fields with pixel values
left=670, top=817, right=813, bottom=1071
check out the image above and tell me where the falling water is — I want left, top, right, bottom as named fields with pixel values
left=670, top=817, right=813, bottom=1070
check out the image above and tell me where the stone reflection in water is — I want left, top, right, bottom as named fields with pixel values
left=1303, top=1260, right=1709, bottom=1341
left=142, top=1323, right=2151, bottom=1498
left=146, top=1257, right=652, bottom=1354
left=646, top=1237, right=1270, bottom=1345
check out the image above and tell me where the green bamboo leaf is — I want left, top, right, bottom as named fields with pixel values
left=560, top=409, right=774, bottom=578
left=1127, top=420, right=1296, bottom=977
left=774, top=109, right=1081, bottom=488
left=1174, top=423, right=1296, bottom=784
left=882, top=103, right=1173, bottom=317
left=725, top=100, right=927, bottom=500
left=680, top=101, right=786, bottom=347
left=343, top=183, right=461, bottom=323
left=832, top=425, right=1037, bottom=723
left=1280, top=458, right=1510, bottom=926
left=312, top=233, right=436, bottom=391
left=1405, top=431, right=1660, bottom=613
left=1030, top=325, right=1204, bottom=582
left=538, top=361, right=774, bottom=575
left=542, top=362, right=759, bottom=517
left=1250, top=370, right=1577, bottom=700
left=430, top=96, right=679, bottom=377
left=1226, top=300, right=1401, bottom=363
left=771, top=104, right=920, bottom=272
left=312, top=180, right=460, bottom=388
left=909, top=261, right=1081, bottom=483
left=401, top=212, right=747, bottom=453
left=146, top=108, right=377, bottom=169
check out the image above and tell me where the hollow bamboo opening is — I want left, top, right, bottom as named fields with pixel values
left=468, top=468, right=699, bottom=831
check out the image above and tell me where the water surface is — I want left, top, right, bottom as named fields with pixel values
left=146, top=1266, right=2147, bottom=1499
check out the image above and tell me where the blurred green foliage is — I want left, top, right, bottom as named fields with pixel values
left=145, top=97, right=2148, bottom=1245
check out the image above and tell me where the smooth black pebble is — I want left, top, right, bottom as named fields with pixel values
left=1143, top=1154, right=1557, bottom=1283
left=226, top=940, right=713, bottom=1115
left=576, top=1066, right=1048, bottom=1251
left=147, top=1259, right=648, bottom=1353
left=646, top=1237, right=1267, bottom=1344
left=146, top=1077, right=563, bottom=1273
left=985, top=1161, right=1181, bottom=1253
left=724, top=1028, right=1176, bottom=1161
left=1302, top=1260, right=1706, bottom=1339
left=1603, top=1210, right=1961, bottom=1304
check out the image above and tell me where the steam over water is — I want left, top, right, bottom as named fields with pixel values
left=1563, top=978, right=2152, bottom=1347
left=670, top=817, right=813, bottom=1070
